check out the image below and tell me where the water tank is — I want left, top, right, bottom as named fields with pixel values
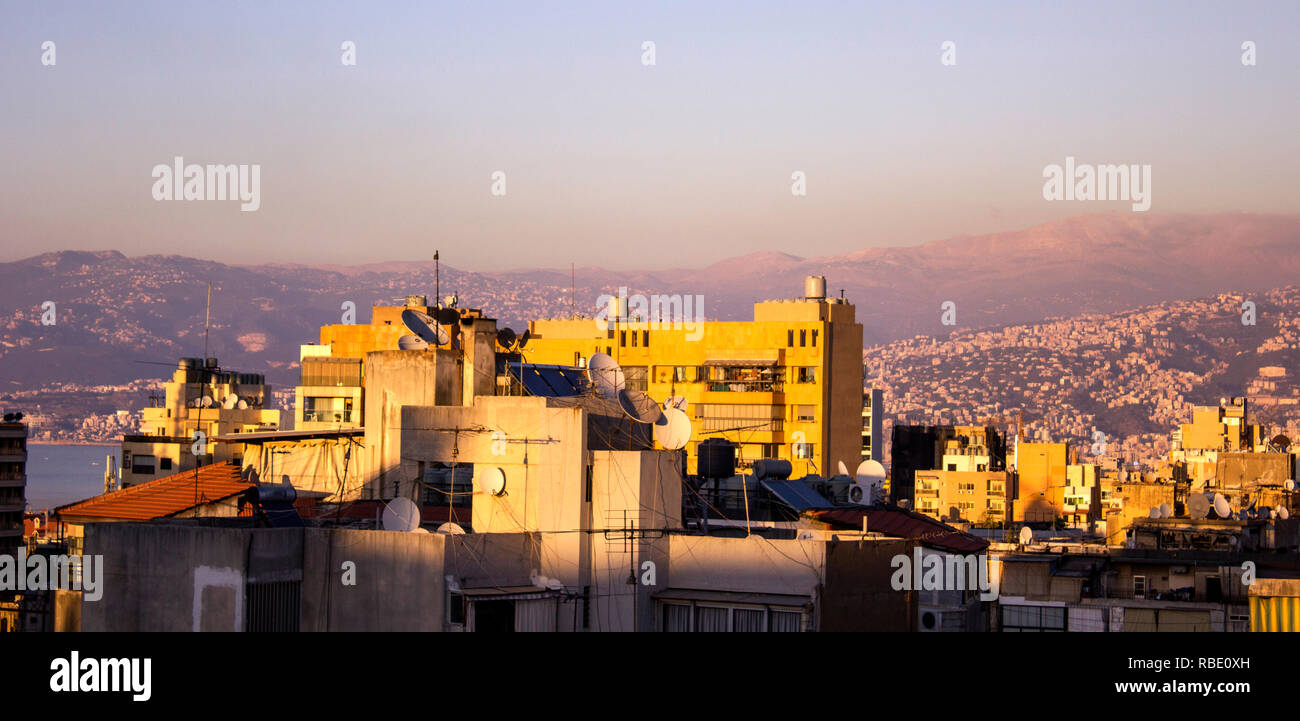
left=751, top=459, right=793, bottom=480
left=697, top=438, right=736, bottom=479
left=804, top=275, right=827, bottom=301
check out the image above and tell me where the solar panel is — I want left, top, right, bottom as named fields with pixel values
left=508, top=363, right=588, bottom=397
left=762, top=479, right=832, bottom=511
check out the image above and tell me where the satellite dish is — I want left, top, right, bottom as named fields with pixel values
left=1159, top=503, right=1171, bottom=519
left=382, top=497, right=421, bottom=532
left=497, top=327, right=517, bottom=349
left=837, top=460, right=851, bottom=477
left=236, top=399, right=249, bottom=410
left=618, top=388, right=664, bottom=424
left=479, top=467, right=507, bottom=497
left=401, top=309, right=449, bottom=345
left=1286, top=479, right=1296, bottom=492
left=1273, top=434, right=1291, bottom=451
left=1188, top=493, right=1210, bottom=519
left=1018, top=526, right=1032, bottom=545
left=1280, top=506, right=1290, bottom=520
left=222, top=393, right=238, bottom=410
left=437, top=522, right=466, bottom=535
left=398, top=334, right=430, bottom=350
left=1269, top=508, right=1278, bottom=519
left=653, top=407, right=692, bottom=450
left=517, top=329, right=530, bottom=349
left=855, top=460, right=886, bottom=486
left=665, top=395, right=688, bottom=412
left=1149, top=507, right=1161, bottom=519
left=586, top=352, right=625, bottom=399
left=200, top=396, right=215, bottom=408
left=1213, top=493, right=1231, bottom=519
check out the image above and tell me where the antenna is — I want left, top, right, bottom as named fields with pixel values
left=434, top=250, right=440, bottom=310
left=203, top=281, right=212, bottom=361
left=571, top=262, right=575, bottom=317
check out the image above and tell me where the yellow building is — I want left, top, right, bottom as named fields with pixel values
left=121, top=358, right=280, bottom=487
left=913, top=469, right=1010, bottom=525
left=521, top=278, right=863, bottom=478
left=1014, top=441, right=1069, bottom=524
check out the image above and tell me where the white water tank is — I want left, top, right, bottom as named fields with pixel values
left=804, top=275, right=827, bottom=301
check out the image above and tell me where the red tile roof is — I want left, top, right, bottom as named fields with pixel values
left=55, top=464, right=253, bottom=522
left=808, top=507, right=990, bottom=554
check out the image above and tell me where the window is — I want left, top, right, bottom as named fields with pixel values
left=303, top=396, right=354, bottom=423
left=131, top=454, right=156, bottom=475
left=641, top=330, right=649, bottom=347
left=663, top=603, right=691, bottom=632
left=793, top=442, right=815, bottom=459
left=696, top=404, right=783, bottom=433
left=796, top=367, right=817, bottom=383
left=447, top=591, right=466, bottom=626
left=787, top=330, right=794, bottom=347
left=795, top=405, right=815, bottom=422
left=946, top=463, right=957, bottom=471
left=631, top=331, right=638, bottom=347
left=811, top=329, right=818, bottom=347
left=422, top=462, right=473, bottom=508
left=159, top=457, right=173, bottom=470
left=799, top=329, right=807, bottom=347
left=661, top=602, right=805, bottom=632
left=1000, top=604, right=1066, bottom=632
left=620, top=331, right=627, bottom=347
left=624, top=366, right=648, bottom=392
left=1133, top=575, right=1147, bottom=599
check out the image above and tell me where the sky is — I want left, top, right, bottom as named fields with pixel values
left=1, top=0, right=1297, bottom=271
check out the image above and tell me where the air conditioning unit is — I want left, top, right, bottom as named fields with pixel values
left=847, top=481, right=878, bottom=505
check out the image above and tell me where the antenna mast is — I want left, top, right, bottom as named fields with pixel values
left=203, top=281, right=212, bottom=359
left=434, top=250, right=440, bottom=309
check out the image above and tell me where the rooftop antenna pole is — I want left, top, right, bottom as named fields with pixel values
left=571, top=262, right=575, bottom=317
left=203, top=281, right=212, bottom=360
left=434, top=251, right=440, bottom=309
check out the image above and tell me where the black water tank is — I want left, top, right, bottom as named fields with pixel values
left=697, top=438, right=736, bottom=479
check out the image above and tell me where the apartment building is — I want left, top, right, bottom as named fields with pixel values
left=0, top=414, right=28, bottom=557
left=521, top=277, right=864, bottom=478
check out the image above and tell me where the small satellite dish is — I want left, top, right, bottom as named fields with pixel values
left=222, top=393, right=238, bottom=410
left=665, top=395, right=688, bottom=412
left=1280, top=506, right=1291, bottom=520
left=586, top=352, right=625, bottom=399
left=1269, top=508, right=1278, bottom=519
left=1213, top=493, right=1231, bottom=519
left=200, top=396, right=215, bottom=408
left=236, top=399, right=249, bottom=410
left=1273, top=434, right=1291, bottom=451
left=654, top=407, right=692, bottom=450
left=401, top=309, right=449, bottom=345
left=837, top=460, right=851, bottom=477
left=437, top=522, right=466, bottom=535
left=1286, top=479, right=1296, bottom=492
left=618, top=388, right=664, bottom=424
left=1018, top=526, right=1032, bottom=545
left=497, top=327, right=517, bottom=349
left=1188, top=493, right=1210, bottom=519
left=517, top=329, right=530, bottom=349
left=1149, top=506, right=1161, bottom=519
left=398, top=334, right=430, bottom=350
left=479, top=467, right=507, bottom=497
left=1159, top=503, right=1171, bottom=519
left=382, top=497, right=421, bottom=532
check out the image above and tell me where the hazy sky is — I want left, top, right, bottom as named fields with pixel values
left=1, top=0, right=1296, bottom=271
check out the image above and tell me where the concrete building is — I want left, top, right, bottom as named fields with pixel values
left=120, top=358, right=280, bottom=487
left=0, top=414, right=27, bottom=558
left=913, top=469, right=1011, bottom=526
left=520, top=277, right=864, bottom=479
left=1015, top=441, right=1070, bottom=524
left=889, top=424, right=1005, bottom=506
left=861, top=388, right=883, bottom=463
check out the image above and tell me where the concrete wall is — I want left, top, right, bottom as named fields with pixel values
left=363, top=350, right=462, bottom=499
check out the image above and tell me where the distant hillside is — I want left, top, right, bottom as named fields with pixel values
left=1, top=212, right=1298, bottom=391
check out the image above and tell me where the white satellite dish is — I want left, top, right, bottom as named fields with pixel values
left=1213, top=493, right=1231, bottom=519
left=1280, top=506, right=1290, bottom=520
left=437, top=522, right=466, bottom=535
left=200, top=396, right=215, bottom=408
left=401, top=308, right=449, bottom=345
left=618, top=388, right=664, bottom=424
left=853, top=460, right=886, bottom=505
left=1018, top=526, right=1033, bottom=545
left=665, top=395, right=688, bottom=412
left=837, top=460, right=851, bottom=477
left=398, top=333, right=430, bottom=350
left=1188, top=493, right=1210, bottom=519
left=1149, top=506, right=1161, bottom=519
left=222, top=393, right=238, bottom=410
left=586, top=352, right=624, bottom=398
left=653, top=407, right=692, bottom=450
left=382, top=497, right=421, bottom=532
left=1159, top=503, right=1171, bottom=519
left=236, top=399, right=249, bottom=410
left=1269, top=509, right=1278, bottom=519
left=1287, top=479, right=1296, bottom=492
left=479, top=467, right=507, bottom=497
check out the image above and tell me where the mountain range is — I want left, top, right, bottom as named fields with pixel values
left=2, top=212, right=1298, bottom=390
